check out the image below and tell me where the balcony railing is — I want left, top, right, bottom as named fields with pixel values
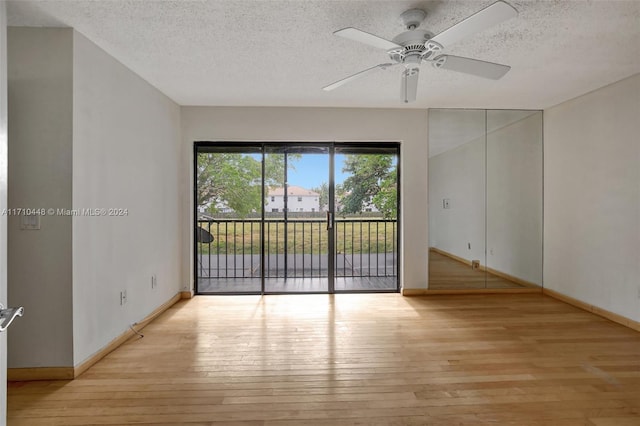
left=196, top=219, right=397, bottom=280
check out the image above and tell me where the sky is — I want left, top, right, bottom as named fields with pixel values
left=288, top=154, right=348, bottom=189
left=248, top=153, right=348, bottom=189
left=241, top=151, right=397, bottom=190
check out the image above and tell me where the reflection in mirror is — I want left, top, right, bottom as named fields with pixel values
left=486, top=110, right=543, bottom=289
left=428, top=109, right=487, bottom=289
left=428, top=109, right=543, bottom=290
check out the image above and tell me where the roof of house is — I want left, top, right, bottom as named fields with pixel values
left=268, top=186, right=319, bottom=197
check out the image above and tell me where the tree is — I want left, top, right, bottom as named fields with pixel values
left=372, top=168, right=397, bottom=218
left=340, top=154, right=397, bottom=218
left=197, top=153, right=298, bottom=217
left=197, top=153, right=261, bottom=217
left=311, top=182, right=329, bottom=211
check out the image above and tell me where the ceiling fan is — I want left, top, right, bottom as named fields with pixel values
left=323, top=1, right=518, bottom=103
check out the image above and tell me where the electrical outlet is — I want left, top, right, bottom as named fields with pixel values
left=151, top=274, right=157, bottom=289
left=120, top=290, right=127, bottom=305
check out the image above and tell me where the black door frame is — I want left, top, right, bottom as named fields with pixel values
left=193, top=141, right=401, bottom=295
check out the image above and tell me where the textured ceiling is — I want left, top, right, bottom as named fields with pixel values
left=7, top=0, right=640, bottom=109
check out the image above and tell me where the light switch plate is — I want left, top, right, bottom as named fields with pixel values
left=20, top=214, right=41, bottom=230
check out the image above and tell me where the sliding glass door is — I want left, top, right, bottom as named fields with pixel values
left=334, top=145, right=399, bottom=291
left=195, top=145, right=263, bottom=293
left=263, top=145, right=332, bottom=293
left=194, top=142, right=399, bottom=294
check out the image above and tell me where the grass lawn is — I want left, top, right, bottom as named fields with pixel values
left=197, top=219, right=396, bottom=255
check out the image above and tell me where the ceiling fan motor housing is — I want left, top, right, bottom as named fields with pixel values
left=389, top=29, right=440, bottom=64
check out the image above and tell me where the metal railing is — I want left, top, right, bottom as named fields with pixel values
left=336, top=219, right=396, bottom=278
left=196, top=219, right=397, bottom=280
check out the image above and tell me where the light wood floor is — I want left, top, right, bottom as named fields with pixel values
left=9, top=294, right=640, bottom=425
left=429, top=251, right=531, bottom=290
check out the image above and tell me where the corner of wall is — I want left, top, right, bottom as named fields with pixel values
left=543, top=73, right=640, bottom=323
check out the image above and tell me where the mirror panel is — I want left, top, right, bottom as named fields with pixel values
left=486, top=110, right=543, bottom=289
left=428, top=109, right=543, bottom=290
left=428, top=109, right=487, bottom=289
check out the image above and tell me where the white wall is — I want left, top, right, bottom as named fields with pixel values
left=1, top=2, right=9, bottom=421
left=487, top=112, right=543, bottom=285
left=72, top=32, right=182, bottom=364
left=428, top=136, right=486, bottom=262
left=545, top=73, right=640, bottom=321
left=181, top=107, right=429, bottom=289
left=7, top=27, right=182, bottom=369
left=7, top=27, right=74, bottom=368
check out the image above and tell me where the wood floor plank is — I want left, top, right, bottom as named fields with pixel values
left=429, top=250, right=530, bottom=289
left=8, top=294, right=640, bottom=425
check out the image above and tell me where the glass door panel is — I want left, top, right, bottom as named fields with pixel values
left=195, top=145, right=263, bottom=293
left=264, top=145, right=331, bottom=293
left=334, top=145, right=400, bottom=291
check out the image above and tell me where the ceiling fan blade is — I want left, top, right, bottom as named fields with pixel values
left=400, top=68, right=419, bottom=103
left=323, top=63, right=395, bottom=91
left=433, top=55, right=511, bottom=79
left=334, top=27, right=401, bottom=51
left=430, top=1, right=517, bottom=48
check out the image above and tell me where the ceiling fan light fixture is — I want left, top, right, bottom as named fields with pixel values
left=403, top=55, right=422, bottom=66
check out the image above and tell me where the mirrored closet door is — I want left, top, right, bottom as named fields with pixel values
left=428, top=109, right=542, bottom=290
